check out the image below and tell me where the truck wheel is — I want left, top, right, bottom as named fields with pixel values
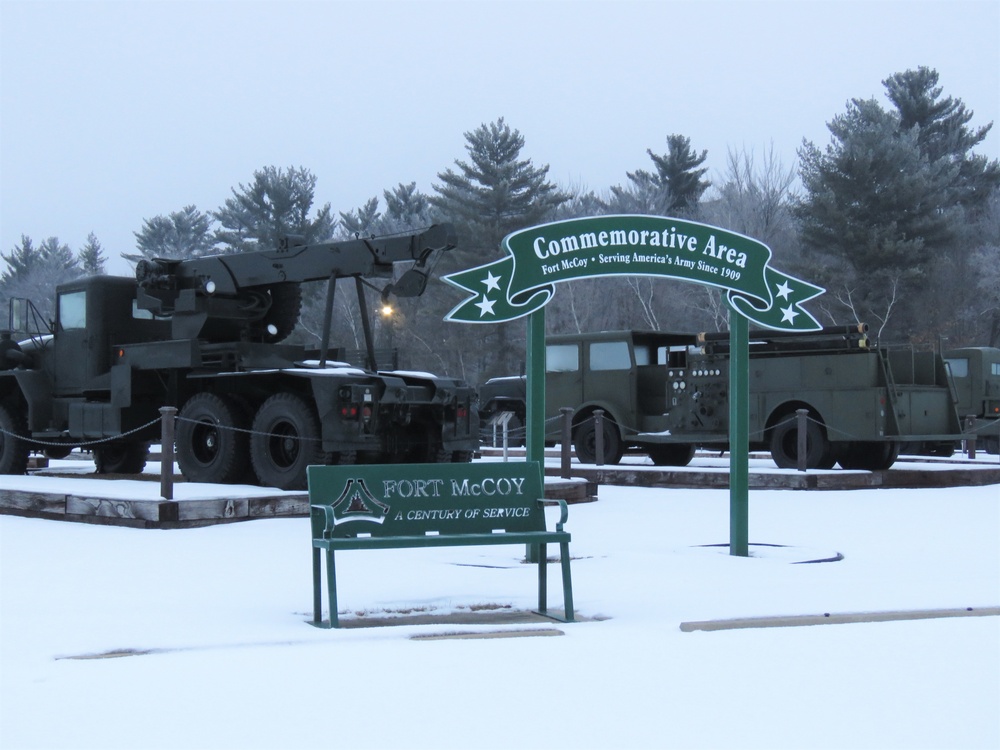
left=0, top=403, right=30, bottom=475
left=250, top=393, right=328, bottom=491
left=574, top=416, right=624, bottom=465
left=769, top=413, right=831, bottom=469
left=176, top=393, right=251, bottom=484
left=648, top=444, right=696, bottom=466
left=837, top=441, right=900, bottom=471
left=94, top=442, right=149, bottom=474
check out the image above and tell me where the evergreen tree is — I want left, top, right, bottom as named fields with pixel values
left=795, top=97, right=960, bottom=337
left=608, top=134, right=710, bottom=216
left=0, top=235, right=38, bottom=283
left=214, top=166, right=336, bottom=253
left=338, top=197, right=382, bottom=238
left=78, top=232, right=106, bottom=275
left=883, top=67, right=1000, bottom=211
left=133, top=205, right=216, bottom=260
left=0, top=236, right=81, bottom=323
left=431, top=118, right=570, bottom=249
left=383, top=182, right=436, bottom=231
left=429, top=119, right=570, bottom=381
left=37, top=237, right=79, bottom=276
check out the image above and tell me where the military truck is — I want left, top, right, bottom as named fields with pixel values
left=943, top=346, right=1000, bottom=454
left=478, top=326, right=980, bottom=470
left=0, top=224, right=478, bottom=490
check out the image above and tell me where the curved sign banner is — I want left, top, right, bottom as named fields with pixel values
left=444, top=215, right=824, bottom=331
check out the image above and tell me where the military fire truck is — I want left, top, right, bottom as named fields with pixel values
left=0, top=224, right=478, bottom=490
left=478, top=326, right=993, bottom=470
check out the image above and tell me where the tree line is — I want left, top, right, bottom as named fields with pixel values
left=2, top=67, right=998, bottom=385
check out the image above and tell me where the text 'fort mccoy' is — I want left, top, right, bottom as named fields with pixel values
left=532, top=224, right=748, bottom=283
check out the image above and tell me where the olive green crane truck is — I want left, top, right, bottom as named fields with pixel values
left=0, top=224, right=478, bottom=490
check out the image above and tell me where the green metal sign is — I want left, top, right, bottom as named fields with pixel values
left=443, top=215, right=825, bottom=557
left=444, top=215, right=824, bottom=332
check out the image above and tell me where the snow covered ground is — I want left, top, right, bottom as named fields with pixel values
left=1, top=458, right=998, bottom=750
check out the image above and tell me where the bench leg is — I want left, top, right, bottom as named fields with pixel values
left=537, top=542, right=548, bottom=614
left=312, top=547, right=323, bottom=624
left=560, top=541, right=575, bottom=622
left=326, top=549, right=340, bottom=628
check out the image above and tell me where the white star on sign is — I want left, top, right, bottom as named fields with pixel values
left=475, top=295, right=496, bottom=317
left=481, top=271, right=502, bottom=293
left=781, top=305, right=799, bottom=324
left=775, top=280, right=793, bottom=300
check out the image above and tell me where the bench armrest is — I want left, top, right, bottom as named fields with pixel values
left=311, top=504, right=335, bottom=537
left=543, top=498, right=569, bottom=532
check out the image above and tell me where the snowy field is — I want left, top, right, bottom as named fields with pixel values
left=1, top=458, right=998, bottom=750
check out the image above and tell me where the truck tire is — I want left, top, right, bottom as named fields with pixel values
left=0, top=403, right=30, bottom=475
left=250, top=393, right=328, bottom=491
left=176, top=393, right=251, bottom=484
left=837, top=441, right=900, bottom=471
left=574, top=415, right=624, bottom=465
left=94, top=442, right=149, bottom=474
left=648, top=444, right=696, bottom=466
left=769, top=412, right=832, bottom=470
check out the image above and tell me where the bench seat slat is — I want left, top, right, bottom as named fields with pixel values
left=315, top=530, right=570, bottom=551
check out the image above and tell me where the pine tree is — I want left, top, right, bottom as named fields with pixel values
left=338, top=198, right=382, bottom=238
left=430, top=118, right=570, bottom=382
left=133, top=205, right=216, bottom=261
left=37, top=237, right=79, bottom=275
left=795, top=97, right=960, bottom=337
left=214, top=166, right=336, bottom=253
left=0, top=236, right=81, bottom=323
left=431, top=118, right=569, bottom=249
left=78, top=233, right=106, bottom=275
left=883, top=67, right=1000, bottom=212
left=1, top=235, right=38, bottom=283
left=383, top=182, right=435, bottom=231
left=608, top=134, right=710, bottom=216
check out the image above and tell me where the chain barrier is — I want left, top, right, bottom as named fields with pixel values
left=0, top=417, right=162, bottom=449
left=173, top=415, right=325, bottom=443
left=478, top=407, right=996, bottom=452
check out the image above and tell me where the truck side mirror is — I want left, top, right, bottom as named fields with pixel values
left=8, top=298, right=25, bottom=333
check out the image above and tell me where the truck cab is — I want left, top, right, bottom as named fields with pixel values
left=944, top=347, right=1000, bottom=453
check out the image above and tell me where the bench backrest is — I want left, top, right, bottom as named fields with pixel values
left=308, top=461, right=545, bottom=539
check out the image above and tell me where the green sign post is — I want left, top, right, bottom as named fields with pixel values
left=444, top=215, right=824, bottom=555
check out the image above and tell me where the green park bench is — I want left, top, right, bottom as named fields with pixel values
left=308, top=461, right=575, bottom=628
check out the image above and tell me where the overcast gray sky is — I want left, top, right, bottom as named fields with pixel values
left=2, top=0, right=998, bottom=276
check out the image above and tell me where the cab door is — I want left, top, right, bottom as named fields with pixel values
left=53, top=288, right=91, bottom=397
left=545, top=342, right=583, bottom=421
left=582, top=339, right=635, bottom=433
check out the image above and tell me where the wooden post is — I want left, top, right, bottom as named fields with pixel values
left=966, top=415, right=977, bottom=459
left=560, top=407, right=573, bottom=479
left=594, top=409, right=605, bottom=467
left=796, top=408, right=809, bottom=472
left=159, top=406, right=176, bottom=501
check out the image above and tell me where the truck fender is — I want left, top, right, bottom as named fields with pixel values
left=572, top=402, right=627, bottom=435
left=4, top=369, right=53, bottom=433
